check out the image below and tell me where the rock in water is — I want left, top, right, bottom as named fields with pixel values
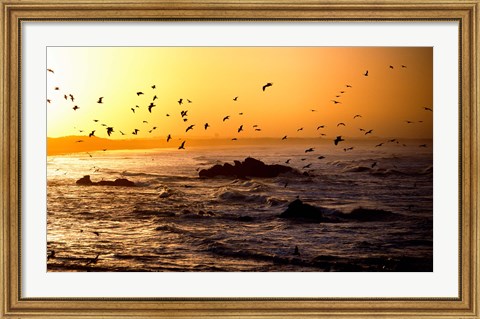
left=199, top=157, right=298, bottom=178
left=76, top=175, right=136, bottom=187
left=279, top=199, right=329, bottom=222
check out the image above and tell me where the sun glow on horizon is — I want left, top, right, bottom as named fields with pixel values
left=47, top=47, right=432, bottom=151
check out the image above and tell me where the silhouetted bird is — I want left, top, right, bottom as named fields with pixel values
left=178, top=98, right=183, bottom=105
left=318, top=156, right=325, bottom=160
left=317, top=125, right=325, bottom=130
left=137, top=92, right=144, bottom=96
left=131, top=108, right=135, bottom=113
left=255, top=128, right=261, bottom=131
left=186, top=125, right=195, bottom=132
left=305, top=148, right=314, bottom=153
left=54, top=87, right=59, bottom=90
left=401, top=65, right=407, bottom=68
left=297, top=128, right=303, bottom=131
left=47, top=99, right=51, bottom=103
left=334, top=136, right=344, bottom=145
left=353, top=114, right=362, bottom=119
left=187, top=99, right=192, bottom=103
left=233, top=96, right=238, bottom=101
left=424, top=107, right=433, bottom=112
left=120, top=131, right=125, bottom=135
left=132, top=129, right=139, bottom=135
left=262, top=82, right=273, bottom=91
left=340, top=91, right=345, bottom=94
left=344, top=147, right=354, bottom=152
left=178, top=141, right=186, bottom=149
left=151, top=85, right=156, bottom=89
left=389, top=65, right=394, bottom=69
left=64, top=94, right=68, bottom=100
left=93, top=231, right=100, bottom=236
left=86, top=254, right=100, bottom=266
left=76, top=140, right=84, bottom=143
left=405, top=120, right=414, bottom=124
left=204, top=123, right=210, bottom=130
left=106, top=127, right=114, bottom=136
left=223, top=116, right=230, bottom=122
left=302, top=163, right=312, bottom=169
left=282, top=135, right=287, bottom=140
left=167, top=134, right=171, bottom=142
left=238, top=125, right=243, bottom=133
left=364, top=70, right=369, bottom=76
left=73, top=105, right=79, bottom=111
left=148, top=103, right=155, bottom=113
left=375, top=143, right=383, bottom=147
left=285, top=159, right=291, bottom=164
left=93, top=119, right=99, bottom=122
left=388, top=139, right=397, bottom=143
left=69, top=94, right=74, bottom=102
left=47, top=68, right=54, bottom=73
left=97, top=97, right=103, bottom=104
left=331, top=100, right=341, bottom=104
left=89, top=130, right=95, bottom=137
left=337, top=123, right=346, bottom=127
left=181, top=110, right=188, bottom=117
left=371, top=162, right=377, bottom=168
left=153, top=95, right=158, bottom=101
left=231, top=138, right=238, bottom=141
left=346, top=84, right=352, bottom=88
left=365, top=129, right=373, bottom=135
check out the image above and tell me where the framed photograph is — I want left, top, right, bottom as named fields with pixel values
left=1, top=0, right=478, bottom=318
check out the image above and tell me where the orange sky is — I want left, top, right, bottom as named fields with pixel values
left=47, top=47, right=432, bottom=145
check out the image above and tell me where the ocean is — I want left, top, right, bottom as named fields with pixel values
left=47, top=139, right=433, bottom=272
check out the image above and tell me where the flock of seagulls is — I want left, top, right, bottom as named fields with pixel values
left=47, top=64, right=431, bottom=171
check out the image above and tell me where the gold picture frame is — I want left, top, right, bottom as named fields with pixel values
left=1, top=0, right=478, bottom=318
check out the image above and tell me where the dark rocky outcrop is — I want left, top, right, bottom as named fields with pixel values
left=76, top=175, right=135, bottom=187
left=279, top=199, right=335, bottom=222
left=199, top=157, right=298, bottom=178
left=279, top=199, right=400, bottom=223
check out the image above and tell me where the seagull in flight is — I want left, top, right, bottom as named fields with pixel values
left=282, top=135, right=287, bottom=140
left=178, top=98, right=183, bottom=105
left=167, top=134, right=172, bottom=142
left=97, top=97, right=103, bottom=104
left=186, top=125, right=195, bottom=132
left=148, top=103, right=155, bottom=113
left=204, top=123, right=210, bottom=130
left=136, top=92, right=144, bottom=96
left=89, top=130, right=95, bottom=137
left=223, top=116, right=230, bottom=122
left=262, top=82, right=273, bottom=91
left=353, top=114, right=362, bottom=119
left=178, top=141, right=186, bottom=149
left=337, top=122, right=346, bottom=127
left=334, top=136, right=344, bottom=145
left=238, top=125, right=243, bottom=133
left=233, top=96, right=238, bottom=101
left=365, top=129, right=373, bottom=135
